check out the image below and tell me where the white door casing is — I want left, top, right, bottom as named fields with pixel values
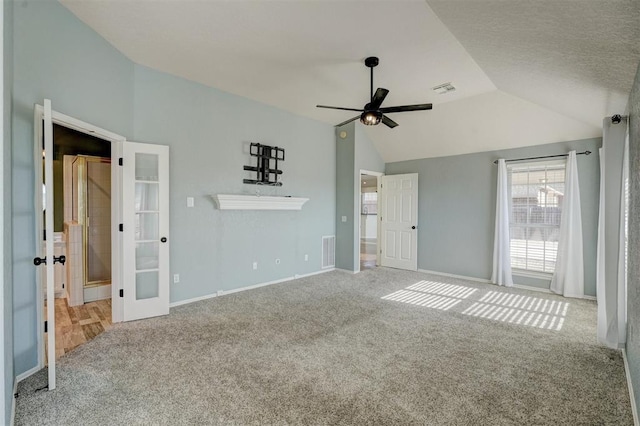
left=122, top=142, right=170, bottom=321
left=43, top=99, right=56, bottom=389
left=380, top=173, right=418, bottom=271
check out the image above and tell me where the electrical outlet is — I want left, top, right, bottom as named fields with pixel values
left=173, top=274, right=180, bottom=284
left=275, top=258, right=281, bottom=265
left=217, top=290, right=223, bottom=296
left=186, top=197, right=194, bottom=207
left=341, top=216, right=347, bottom=222
left=304, top=254, right=309, bottom=261
left=253, top=262, right=258, bottom=270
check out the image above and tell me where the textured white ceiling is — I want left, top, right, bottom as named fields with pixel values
left=58, top=0, right=637, bottom=161
left=427, top=0, right=640, bottom=128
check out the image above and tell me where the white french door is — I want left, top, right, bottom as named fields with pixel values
left=122, top=142, right=170, bottom=321
left=380, top=173, right=419, bottom=271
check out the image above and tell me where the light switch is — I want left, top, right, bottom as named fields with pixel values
left=187, top=197, right=194, bottom=207
left=341, top=216, right=347, bottom=222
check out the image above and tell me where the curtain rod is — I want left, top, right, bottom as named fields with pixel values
left=493, top=150, right=591, bottom=165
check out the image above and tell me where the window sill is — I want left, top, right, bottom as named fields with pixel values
left=512, top=269, right=553, bottom=280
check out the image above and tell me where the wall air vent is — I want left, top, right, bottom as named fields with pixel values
left=432, top=82, right=456, bottom=94
left=322, top=236, right=335, bottom=269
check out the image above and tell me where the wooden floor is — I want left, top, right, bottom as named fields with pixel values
left=46, top=298, right=112, bottom=360
left=360, top=239, right=377, bottom=270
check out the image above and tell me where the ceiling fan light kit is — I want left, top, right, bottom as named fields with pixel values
left=316, top=56, right=433, bottom=129
left=361, top=110, right=382, bottom=125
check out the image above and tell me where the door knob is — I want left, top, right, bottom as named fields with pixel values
left=411, top=226, right=416, bottom=229
left=160, top=237, right=167, bottom=243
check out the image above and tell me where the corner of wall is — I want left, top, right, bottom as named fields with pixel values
left=625, top=58, right=640, bottom=423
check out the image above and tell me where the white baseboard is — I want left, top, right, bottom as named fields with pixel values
left=16, top=365, right=41, bottom=383
left=169, top=268, right=336, bottom=308
left=623, top=348, right=639, bottom=426
left=335, top=268, right=358, bottom=274
left=417, top=269, right=597, bottom=300
left=11, top=378, right=16, bottom=426
left=417, top=269, right=491, bottom=284
left=512, top=283, right=553, bottom=294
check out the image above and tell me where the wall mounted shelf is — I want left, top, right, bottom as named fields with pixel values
left=212, top=194, right=309, bottom=211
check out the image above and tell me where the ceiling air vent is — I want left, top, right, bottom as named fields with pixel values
left=432, top=82, right=456, bottom=95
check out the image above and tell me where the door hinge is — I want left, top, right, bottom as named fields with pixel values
left=62, top=283, right=64, bottom=289
left=44, top=321, right=48, bottom=333
left=43, top=230, right=46, bottom=241
left=119, top=224, right=123, bottom=232
left=118, top=158, right=123, bottom=166
left=119, top=289, right=123, bottom=298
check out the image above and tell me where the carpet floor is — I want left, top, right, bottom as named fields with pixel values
left=15, top=268, right=633, bottom=425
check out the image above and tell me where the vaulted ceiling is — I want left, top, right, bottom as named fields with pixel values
left=60, top=0, right=640, bottom=162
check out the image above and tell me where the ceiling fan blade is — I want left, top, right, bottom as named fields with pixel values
left=335, top=116, right=359, bottom=127
left=369, top=88, right=389, bottom=110
left=380, top=103, right=433, bottom=114
left=317, top=105, right=364, bottom=112
left=382, top=115, right=399, bottom=128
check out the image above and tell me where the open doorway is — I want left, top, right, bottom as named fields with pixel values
left=43, top=124, right=114, bottom=361
left=360, top=173, right=380, bottom=270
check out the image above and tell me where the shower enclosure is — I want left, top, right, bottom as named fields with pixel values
left=70, top=155, right=112, bottom=293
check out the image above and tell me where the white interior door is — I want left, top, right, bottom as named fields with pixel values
left=122, top=142, right=170, bottom=321
left=380, top=173, right=419, bottom=271
left=42, top=99, right=57, bottom=389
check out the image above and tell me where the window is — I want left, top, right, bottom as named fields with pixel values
left=509, top=161, right=565, bottom=274
left=361, top=192, right=378, bottom=215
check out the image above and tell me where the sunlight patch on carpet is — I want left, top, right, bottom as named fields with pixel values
left=462, top=291, right=569, bottom=331
left=381, top=280, right=477, bottom=311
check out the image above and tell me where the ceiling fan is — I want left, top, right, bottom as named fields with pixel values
left=317, top=56, right=433, bottom=128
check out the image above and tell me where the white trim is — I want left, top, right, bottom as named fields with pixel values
left=417, top=268, right=491, bottom=284
left=512, top=269, right=553, bottom=280
left=335, top=268, right=359, bottom=274
left=512, top=284, right=596, bottom=300
left=212, top=194, right=309, bottom=210
left=416, top=268, right=597, bottom=299
left=623, top=348, right=640, bottom=426
left=512, top=283, right=553, bottom=294
left=11, top=379, right=16, bottom=426
left=169, top=268, right=335, bottom=308
left=33, top=104, right=126, bottom=380
left=358, top=170, right=383, bottom=273
left=169, top=292, right=218, bottom=308
left=294, top=268, right=334, bottom=279
left=16, top=365, right=41, bottom=383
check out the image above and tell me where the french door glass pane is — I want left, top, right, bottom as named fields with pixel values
left=135, top=213, right=159, bottom=241
left=135, top=153, right=159, bottom=181
left=136, top=242, right=159, bottom=270
left=136, top=271, right=159, bottom=300
left=135, top=182, right=159, bottom=211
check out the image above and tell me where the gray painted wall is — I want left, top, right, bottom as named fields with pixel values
left=386, top=138, right=601, bottom=296
left=334, top=123, right=384, bottom=271
left=2, top=0, right=13, bottom=422
left=11, top=1, right=336, bottom=378
left=12, top=0, right=134, bottom=377
left=335, top=122, right=356, bottom=271
left=133, top=65, right=335, bottom=302
left=626, top=60, right=640, bottom=417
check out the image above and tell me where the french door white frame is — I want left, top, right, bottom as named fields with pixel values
left=357, top=169, right=384, bottom=273
left=32, top=104, right=126, bottom=379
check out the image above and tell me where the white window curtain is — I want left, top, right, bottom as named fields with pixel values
left=491, top=159, right=513, bottom=287
left=597, top=123, right=629, bottom=348
left=550, top=151, right=584, bottom=298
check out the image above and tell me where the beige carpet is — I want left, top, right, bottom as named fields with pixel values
left=15, top=268, right=633, bottom=425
